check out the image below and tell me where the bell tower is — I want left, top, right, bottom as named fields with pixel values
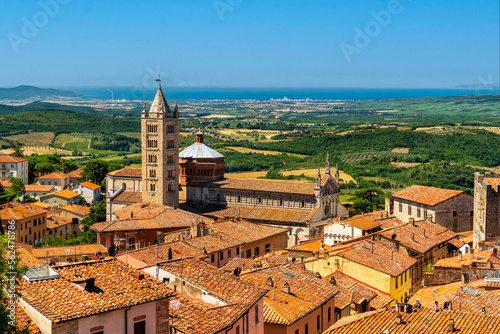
left=141, top=83, right=179, bottom=206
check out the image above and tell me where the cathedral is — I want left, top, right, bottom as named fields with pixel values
left=105, top=84, right=348, bottom=245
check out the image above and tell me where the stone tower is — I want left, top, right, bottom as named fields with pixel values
left=141, top=84, right=179, bottom=207
left=473, top=172, right=500, bottom=248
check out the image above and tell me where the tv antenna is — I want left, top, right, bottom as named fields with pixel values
left=156, top=73, right=161, bottom=83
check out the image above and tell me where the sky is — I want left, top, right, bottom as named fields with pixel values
left=0, top=0, right=499, bottom=88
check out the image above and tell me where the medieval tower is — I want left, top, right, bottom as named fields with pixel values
left=141, top=84, right=179, bottom=207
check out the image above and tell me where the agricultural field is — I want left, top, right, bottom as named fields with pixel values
left=225, top=168, right=355, bottom=184
left=3, top=132, right=54, bottom=146
left=200, top=114, right=236, bottom=118
left=340, top=151, right=424, bottom=165
left=0, top=146, right=73, bottom=156
left=226, top=146, right=309, bottom=158
left=117, top=132, right=141, bottom=138
left=217, top=129, right=293, bottom=142
left=464, top=126, right=500, bottom=135
left=53, top=134, right=90, bottom=150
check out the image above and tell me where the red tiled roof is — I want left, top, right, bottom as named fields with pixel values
left=25, top=184, right=54, bottom=192
left=46, top=215, right=73, bottom=229
left=161, top=258, right=268, bottom=306
left=378, top=220, right=459, bottom=254
left=59, top=204, right=90, bottom=216
left=485, top=178, right=500, bottom=190
left=200, top=178, right=316, bottom=196
left=221, top=251, right=289, bottom=273
left=434, top=250, right=494, bottom=268
left=183, top=233, right=244, bottom=254
left=121, top=241, right=204, bottom=267
left=43, top=189, right=79, bottom=199
left=333, top=240, right=417, bottom=277
left=0, top=155, right=27, bottom=163
left=392, top=185, right=465, bottom=206
left=17, top=247, right=43, bottom=268
left=111, top=191, right=142, bottom=203
left=240, top=263, right=339, bottom=325
left=79, top=181, right=101, bottom=190
left=337, top=210, right=388, bottom=231
left=209, top=219, right=289, bottom=244
left=409, top=280, right=500, bottom=317
left=37, top=173, right=69, bottom=180
left=31, top=244, right=107, bottom=258
left=0, top=203, right=47, bottom=220
left=198, top=204, right=315, bottom=223
left=323, top=307, right=500, bottom=334
left=67, top=168, right=83, bottom=178
left=18, top=259, right=173, bottom=323
left=16, top=303, right=42, bottom=334
left=107, top=167, right=141, bottom=178
left=0, top=180, right=12, bottom=188
left=93, top=202, right=211, bottom=233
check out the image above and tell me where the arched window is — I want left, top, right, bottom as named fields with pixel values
left=150, top=184, right=155, bottom=191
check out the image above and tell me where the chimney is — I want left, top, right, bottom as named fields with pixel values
left=168, top=247, right=173, bottom=260
left=471, top=248, right=474, bottom=259
left=448, top=319, right=455, bottom=333
left=130, top=212, right=133, bottom=219
left=423, top=229, right=426, bottom=238
left=379, top=213, right=384, bottom=219
left=411, top=234, right=415, bottom=242
left=414, top=299, right=421, bottom=309
left=458, top=252, right=462, bottom=261
left=434, top=301, right=439, bottom=312
left=282, top=282, right=290, bottom=294
left=426, top=214, right=432, bottom=223
left=173, top=203, right=178, bottom=210
left=84, top=278, right=95, bottom=292
left=409, top=217, right=415, bottom=226
left=266, top=277, right=273, bottom=287
left=395, top=314, right=402, bottom=325
left=384, top=212, right=389, bottom=218
left=132, top=272, right=144, bottom=280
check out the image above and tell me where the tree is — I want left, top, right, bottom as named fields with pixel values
left=350, top=187, right=386, bottom=216
left=0, top=234, right=30, bottom=334
left=10, top=141, right=23, bottom=158
left=0, top=178, right=25, bottom=202
left=61, top=159, right=78, bottom=174
left=83, top=160, right=122, bottom=186
left=81, top=199, right=106, bottom=243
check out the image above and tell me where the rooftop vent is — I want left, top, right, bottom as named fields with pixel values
left=282, top=282, right=290, bottom=294
left=266, top=277, right=274, bottom=287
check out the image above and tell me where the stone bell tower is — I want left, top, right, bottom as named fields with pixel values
left=141, top=84, right=179, bottom=207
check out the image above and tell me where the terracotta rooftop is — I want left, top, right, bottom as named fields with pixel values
left=37, top=173, right=69, bottom=180
left=333, top=240, right=417, bottom=277
left=287, top=239, right=336, bottom=252
left=59, top=204, right=90, bottom=216
left=46, top=215, right=74, bottom=229
left=240, top=263, right=339, bottom=325
left=16, top=302, right=42, bottom=334
left=209, top=219, right=289, bottom=244
left=221, top=251, right=289, bottom=273
left=183, top=233, right=244, bottom=254
left=120, top=241, right=204, bottom=268
left=434, top=250, right=495, bottom=268
left=18, top=259, right=173, bottom=323
left=484, top=178, right=500, bottom=190
left=43, top=189, right=80, bottom=199
left=0, top=180, right=12, bottom=188
left=107, top=167, right=141, bottom=178
left=198, top=178, right=317, bottom=196
left=161, top=258, right=268, bottom=306
left=336, top=210, right=389, bottom=231
left=323, top=306, right=500, bottom=334
left=169, top=291, right=248, bottom=334
left=409, top=280, right=500, bottom=317
left=111, top=190, right=142, bottom=203
left=93, top=202, right=211, bottom=233
left=32, top=202, right=51, bottom=209
left=17, top=247, right=43, bottom=268
left=24, top=184, right=54, bottom=192
left=0, top=203, right=47, bottom=220
left=195, top=204, right=316, bottom=224
left=378, top=219, right=460, bottom=254
left=392, top=184, right=465, bottom=206
left=459, top=231, right=474, bottom=244
left=79, top=181, right=101, bottom=190
left=326, top=271, right=393, bottom=310
left=0, top=155, right=27, bottom=163
left=67, top=168, right=83, bottom=178
left=31, top=244, right=107, bottom=259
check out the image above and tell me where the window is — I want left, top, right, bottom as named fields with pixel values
left=246, top=249, right=252, bottom=258
left=470, top=211, right=474, bottom=216
left=168, top=170, right=174, bottom=179
left=90, top=326, right=104, bottom=334
left=149, top=169, right=156, bottom=178
left=167, top=155, right=174, bottom=164
left=265, top=243, right=271, bottom=253
left=150, top=183, right=156, bottom=191
left=33, top=219, right=36, bottom=227
left=408, top=206, right=412, bottom=215
left=417, top=208, right=421, bottom=218
left=168, top=184, right=173, bottom=192
left=295, top=330, right=299, bottom=334
left=134, top=320, right=146, bottom=334
left=317, top=315, right=320, bottom=330
left=211, top=254, right=215, bottom=262
left=228, top=249, right=231, bottom=257
left=328, top=307, right=331, bottom=322
left=301, top=200, right=305, bottom=208
left=167, top=125, right=175, bottom=133
left=220, top=251, right=224, bottom=260
left=254, top=247, right=260, bottom=256
left=453, top=211, right=457, bottom=217
left=246, top=313, right=249, bottom=333
left=399, top=203, right=403, bottom=213
left=395, top=275, right=398, bottom=289
left=255, top=304, right=259, bottom=324
left=236, top=326, right=240, bottom=334
left=236, top=247, right=240, bottom=256
left=305, top=323, right=308, bottom=334
left=167, top=140, right=175, bottom=148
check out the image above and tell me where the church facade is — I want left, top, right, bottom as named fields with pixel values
left=105, top=84, right=348, bottom=244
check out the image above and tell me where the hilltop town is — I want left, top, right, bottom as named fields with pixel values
left=2, top=85, right=500, bottom=334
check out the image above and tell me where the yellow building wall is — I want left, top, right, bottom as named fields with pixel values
left=305, top=256, right=413, bottom=303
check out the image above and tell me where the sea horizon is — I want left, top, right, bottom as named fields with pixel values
left=49, top=86, right=500, bottom=101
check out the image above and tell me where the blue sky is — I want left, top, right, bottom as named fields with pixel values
left=1, top=0, right=498, bottom=88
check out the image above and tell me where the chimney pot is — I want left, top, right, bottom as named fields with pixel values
left=458, top=252, right=462, bottom=261
left=395, top=314, right=402, bottom=325
left=409, top=217, right=415, bottom=225
left=282, top=282, right=290, bottom=294
left=448, top=319, right=455, bottom=332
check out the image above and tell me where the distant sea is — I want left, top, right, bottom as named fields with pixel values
left=57, top=87, right=500, bottom=101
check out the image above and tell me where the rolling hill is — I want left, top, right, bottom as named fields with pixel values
left=0, top=85, right=81, bottom=100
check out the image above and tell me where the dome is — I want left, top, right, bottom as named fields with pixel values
left=179, top=142, right=224, bottom=159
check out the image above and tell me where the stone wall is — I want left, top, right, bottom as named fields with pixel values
left=474, top=172, right=500, bottom=246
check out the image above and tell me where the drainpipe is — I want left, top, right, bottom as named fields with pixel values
left=124, top=306, right=131, bottom=334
